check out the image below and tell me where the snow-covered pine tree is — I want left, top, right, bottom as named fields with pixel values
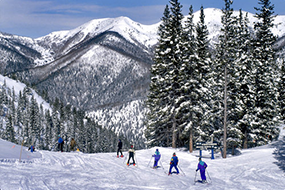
left=234, top=10, right=256, bottom=149
left=5, top=115, right=16, bottom=143
left=77, top=110, right=86, bottom=152
left=11, top=87, right=16, bottom=126
left=29, top=95, right=40, bottom=148
left=178, top=5, right=212, bottom=152
left=279, top=57, right=285, bottom=122
left=176, top=5, right=197, bottom=151
left=214, top=0, right=239, bottom=158
left=167, top=0, right=184, bottom=148
left=38, top=104, right=45, bottom=150
left=145, top=5, right=172, bottom=147
left=192, top=5, right=213, bottom=144
left=252, top=0, right=280, bottom=145
left=145, top=0, right=184, bottom=148
left=44, top=109, right=53, bottom=150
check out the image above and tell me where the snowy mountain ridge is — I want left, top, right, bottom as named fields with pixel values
left=33, top=16, right=159, bottom=66
left=1, top=8, right=285, bottom=67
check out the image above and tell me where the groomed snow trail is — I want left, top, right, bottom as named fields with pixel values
left=1, top=128, right=285, bottom=190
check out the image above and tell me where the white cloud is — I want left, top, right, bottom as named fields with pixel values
left=0, top=0, right=165, bottom=38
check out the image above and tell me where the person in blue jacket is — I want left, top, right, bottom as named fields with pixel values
left=196, top=157, right=208, bottom=183
left=168, top=152, right=179, bottom=175
left=58, top=135, right=64, bottom=152
left=152, top=149, right=161, bottom=168
left=28, top=145, right=35, bottom=152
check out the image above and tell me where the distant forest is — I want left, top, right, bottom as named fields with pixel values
left=0, top=80, right=130, bottom=153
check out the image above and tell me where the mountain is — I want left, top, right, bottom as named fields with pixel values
left=0, top=8, right=285, bottom=147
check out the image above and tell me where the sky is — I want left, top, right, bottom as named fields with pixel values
left=0, top=0, right=285, bottom=38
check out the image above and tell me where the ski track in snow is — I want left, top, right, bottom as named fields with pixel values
left=0, top=127, right=285, bottom=190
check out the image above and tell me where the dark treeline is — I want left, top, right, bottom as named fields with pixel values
left=0, top=81, right=130, bottom=153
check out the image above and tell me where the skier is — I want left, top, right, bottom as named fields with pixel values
left=58, top=135, right=64, bottom=152
left=117, top=139, right=123, bottom=158
left=196, top=157, right=208, bottom=183
left=70, top=138, right=76, bottom=151
left=168, top=152, right=179, bottom=175
left=152, top=149, right=161, bottom=168
left=127, top=145, right=135, bottom=166
left=28, top=145, right=35, bottom=152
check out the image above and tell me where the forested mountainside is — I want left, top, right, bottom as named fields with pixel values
left=0, top=75, right=131, bottom=153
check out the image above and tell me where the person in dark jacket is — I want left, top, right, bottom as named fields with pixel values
left=196, top=157, right=208, bottom=183
left=58, top=135, right=64, bottom=152
left=117, top=139, right=123, bottom=158
left=168, top=152, right=179, bottom=175
left=152, top=149, right=161, bottom=168
left=127, top=145, right=135, bottom=166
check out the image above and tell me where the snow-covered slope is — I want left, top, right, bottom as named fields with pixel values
left=0, top=74, right=51, bottom=112
left=0, top=126, right=284, bottom=189
left=193, top=8, right=285, bottom=46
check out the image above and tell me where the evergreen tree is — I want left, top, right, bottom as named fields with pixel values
left=192, top=5, right=212, bottom=144
left=176, top=4, right=197, bottom=151
left=44, top=109, right=53, bottom=150
left=168, top=0, right=184, bottom=148
left=252, top=0, right=280, bottom=145
left=145, top=0, right=184, bottom=148
left=214, top=0, right=239, bottom=158
left=232, top=10, right=256, bottom=149
left=177, top=5, right=212, bottom=152
left=5, top=116, right=16, bottom=143
left=279, top=57, right=285, bottom=122
left=28, top=95, right=41, bottom=147
left=145, top=4, right=172, bottom=147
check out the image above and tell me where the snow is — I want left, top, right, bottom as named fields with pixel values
left=1, top=127, right=284, bottom=190
left=0, top=74, right=51, bottom=112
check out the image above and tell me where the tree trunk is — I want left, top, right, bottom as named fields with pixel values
left=243, top=130, right=248, bottom=149
left=189, top=127, right=193, bottom=153
left=231, top=144, right=235, bottom=155
left=223, top=61, right=228, bottom=159
left=172, top=116, right=177, bottom=148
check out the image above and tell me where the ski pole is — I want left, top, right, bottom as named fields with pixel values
left=177, top=165, right=186, bottom=176
left=135, top=154, right=138, bottom=166
left=206, top=170, right=212, bottom=183
left=159, top=159, right=164, bottom=170
left=123, top=154, right=127, bottom=164
left=194, top=170, right=198, bottom=184
left=147, top=156, right=153, bottom=167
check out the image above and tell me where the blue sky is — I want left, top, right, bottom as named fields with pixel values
left=0, top=0, right=284, bottom=38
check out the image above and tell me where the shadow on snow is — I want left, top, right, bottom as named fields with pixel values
left=271, top=135, right=285, bottom=172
